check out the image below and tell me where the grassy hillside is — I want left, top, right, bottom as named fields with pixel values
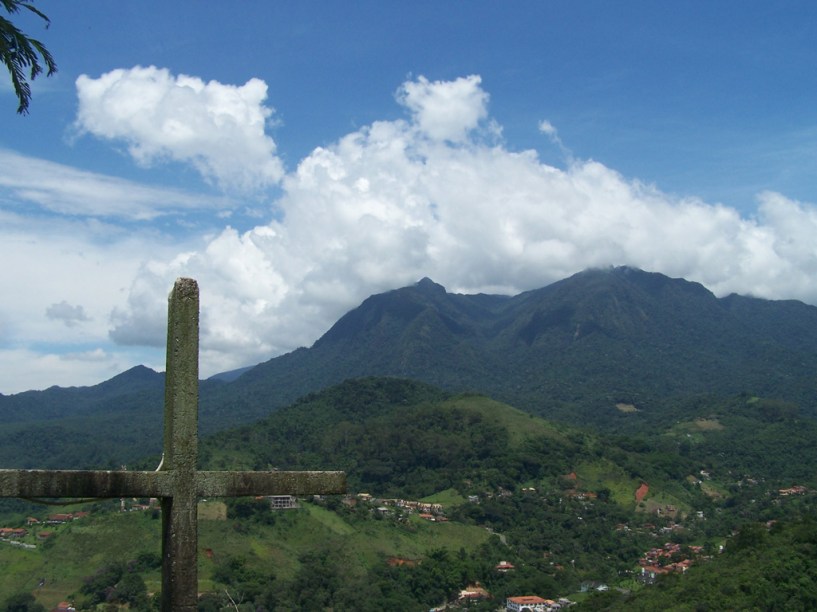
left=0, top=499, right=491, bottom=609
left=0, top=505, right=161, bottom=608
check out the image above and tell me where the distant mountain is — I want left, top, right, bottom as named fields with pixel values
left=4, top=266, right=817, bottom=468
left=216, top=266, right=817, bottom=429
left=206, top=365, right=255, bottom=383
left=0, top=365, right=165, bottom=424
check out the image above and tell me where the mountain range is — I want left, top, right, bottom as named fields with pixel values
left=2, top=265, right=816, bottom=468
left=230, top=266, right=817, bottom=426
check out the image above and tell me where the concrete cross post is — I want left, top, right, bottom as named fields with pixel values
left=162, top=277, right=200, bottom=611
left=0, top=278, right=346, bottom=610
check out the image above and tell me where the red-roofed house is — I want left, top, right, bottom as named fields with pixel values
left=47, top=513, right=72, bottom=524
left=0, top=527, right=26, bottom=538
left=506, top=595, right=552, bottom=611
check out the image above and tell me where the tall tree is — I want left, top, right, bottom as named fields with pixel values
left=0, top=0, right=56, bottom=114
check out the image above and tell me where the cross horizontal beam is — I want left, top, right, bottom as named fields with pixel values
left=195, top=470, right=346, bottom=497
left=0, top=469, right=345, bottom=499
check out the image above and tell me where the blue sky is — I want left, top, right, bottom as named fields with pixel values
left=1, top=1, right=816, bottom=393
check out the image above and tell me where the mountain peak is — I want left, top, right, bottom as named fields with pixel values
left=110, top=364, right=160, bottom=382
left=414, top=277, right=446, bottom=294
left=95, top=365, right=163, bottom=394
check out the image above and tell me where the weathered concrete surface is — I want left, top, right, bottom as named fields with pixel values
left=0, top=469, right=346, bottom=500
left=195, top=470, right=346, bottom=497
left=0, top=470, right=170, bottom=497
left=161, top=278, right=200, bottom=612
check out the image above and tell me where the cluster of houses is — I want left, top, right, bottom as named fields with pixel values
left=428, top=560, right=576, bottom=610
left=638, top=542, right=706, bottom=583
left=446, top=585, right=574, bottom=611
left=505, top=595, right=574, bottom=611
left=778, top=485, right=807, bottom=496
left=348, top=493, right=448, bottom=521
left=43, top=511, right=89, bottom=524
left=0, top=512, right=94, bottom=548
left=3, top=511, right=90, bottom=532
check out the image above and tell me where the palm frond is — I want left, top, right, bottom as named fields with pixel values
left=0, top=1, right=56, bottom=114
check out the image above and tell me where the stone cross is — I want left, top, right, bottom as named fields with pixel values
left=0, top=278, right=346, bottom=610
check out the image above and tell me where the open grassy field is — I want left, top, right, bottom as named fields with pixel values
left=201, top=500, right=490, bottom=582
left=421, top=487, right=467, bottom=508
left=2, top=497, right=491, bottom=607
left=0, top=509, right=162, bottom=608
left=443, top=395, right=566, bottom=445
left=574, top=459, right=641, bottom=507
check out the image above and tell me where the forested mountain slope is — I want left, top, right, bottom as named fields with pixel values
left=224, top=266, right=817, bottom=429
left=4, top=266, right=817, bottom=468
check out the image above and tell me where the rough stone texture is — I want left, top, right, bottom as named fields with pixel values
left=0, top=278, right=346, bottom=610
left=195, top=470, right=346, bottom=497
left=0, top=469, right=345, bottom=499
left=0, top=470, right=169, bottom=497
left=161, top=278, right=200, bottom=611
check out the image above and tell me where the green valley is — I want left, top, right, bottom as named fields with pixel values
left=2, top=377, right=816, bottom=609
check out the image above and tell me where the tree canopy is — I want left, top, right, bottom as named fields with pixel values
left=0, top=0, right=56, bottom=114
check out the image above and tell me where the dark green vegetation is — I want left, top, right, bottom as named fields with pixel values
left=580, top=519, right=817, bottom=611
left=5, top=266, right=817, bottom=469
left=1, top=0, right=57, bottom=114
left=0, top=366, right=166, bottom=469
left=2, top=377, right=816, bottom=609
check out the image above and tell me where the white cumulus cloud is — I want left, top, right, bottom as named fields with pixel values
left=74, top=66, right=284, bottom=193
left=396, top=74, right=490, bottom=143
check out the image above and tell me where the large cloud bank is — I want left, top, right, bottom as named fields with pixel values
left=83, top=72, right=817, bottom=377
